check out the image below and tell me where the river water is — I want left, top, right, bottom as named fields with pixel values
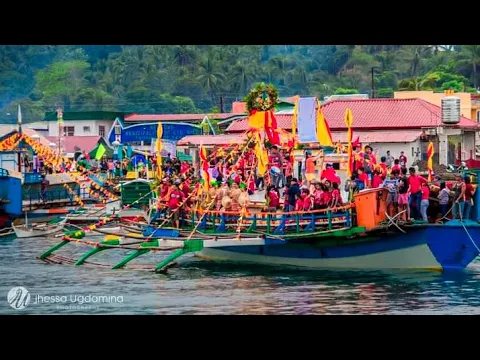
left=2, top=234, right=480, bottom=315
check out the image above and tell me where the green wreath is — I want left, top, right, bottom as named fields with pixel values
left=244, top=82, right=279, bottom=113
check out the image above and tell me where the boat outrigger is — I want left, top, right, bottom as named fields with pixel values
left=35, top=84, right=480, bottom=274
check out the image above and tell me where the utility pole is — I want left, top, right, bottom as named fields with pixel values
left=371, top=67, right=375, bottom=99
left=219, top=94, right=224, bottom=113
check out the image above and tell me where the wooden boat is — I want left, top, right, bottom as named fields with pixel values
left=38, top=188, right=480, bottom=273
left=13, top=216, right=67, bottom=238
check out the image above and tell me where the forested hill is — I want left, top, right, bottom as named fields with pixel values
left=0, top=45, right=478, bottom=123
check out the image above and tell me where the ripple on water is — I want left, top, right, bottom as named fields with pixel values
left=2, top=237, right=480, bottom=314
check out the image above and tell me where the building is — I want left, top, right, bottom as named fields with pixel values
left=393, top=90, right=478, bottom=121
left=45, top=136, right=106, bottom=158
left=225, top=98, right=480, bottom=167
left=42, top=111, right=123, bottom=138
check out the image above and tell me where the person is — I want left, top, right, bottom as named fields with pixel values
left=384, top=170, right=400, bottom=217
left=313, top=182, right=324, bottom=209
left=378, top=157, right=388, bottom=180
left=391, top=159, right=401, bottom=174
left=266, top=185, right=280, bottom=211
left=321, top=163, right=341, bottom=185
left=304, top=150, right=322, bottom=186
left=344, top=175, right=357, bottom=202
left=331, top=182, right=342, bottom=208
left=137, top=159, right=145, bottom=178
left=385, top=150, right=394, bottom=168
left=40, top=175, right=49, bottom=203
left=321, top=183, right=333, bottom=208
left=397, top=168, right=410, bottom=221
left=168, top=182, right=183, bottom=228
left=407, top=167, right=426, bottom=220
left=286, top=178, right=300, bottom=212
left=420, top=180, right=430, bottom=222
left=372, top=170, right=383, bottom=188
left=269, top=146, right=285, bottom=188
left=356, top=167, right=368, bottom=190
left=399, top=151, right=407, bottom=168
left=438, top=181, right=450, bottom=220
left=452, top=174, right=466, bottom=220
left=463, top=176, right=475, bottom=221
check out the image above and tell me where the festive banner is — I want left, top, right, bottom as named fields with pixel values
left=297, top=97, right=318, bottom=143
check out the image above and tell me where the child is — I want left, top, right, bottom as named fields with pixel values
left=420, top=180, right=430, bottom=222
left=391, top=159, right=401, bottom=174
left=302, top=188, right=313, bottom=211
left=356, top=167, right=368, bottom=190
left=344, top=175, right=357, bottom=202
left=384, top=170, right=400, bottom=217
left=313, top=182, right=324, bottom=210
left=372, top=170, right=383, bottom=188
left=266, top=185, right=280, bottom=211
left=321, top=183, right=332, bottom=208
left=295, top=193, right=304, bottom=212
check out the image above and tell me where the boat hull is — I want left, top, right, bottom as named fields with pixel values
left=13, top=219, right=67, bottom=238
left=196, top=222, right=480, bottom=271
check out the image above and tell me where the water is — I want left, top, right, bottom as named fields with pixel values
left=2, top=235, right=480, bottom=315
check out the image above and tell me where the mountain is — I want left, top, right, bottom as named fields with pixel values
left=0, top=45, right=478, bottom=122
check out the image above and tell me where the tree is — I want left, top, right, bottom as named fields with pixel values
left=457, top=45, right=480, bottom=89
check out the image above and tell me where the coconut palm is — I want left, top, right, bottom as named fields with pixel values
left=457, top=45, right=480, bottom=88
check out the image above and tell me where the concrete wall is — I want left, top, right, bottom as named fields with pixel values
left=394, top=91, right=472, bottom=119
left=370, top=141, right=421, bottom=168
left=48, top=120, right=114, bottom=137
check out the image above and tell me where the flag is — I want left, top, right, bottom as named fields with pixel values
left=427, top=141, right=434, bottom=181
left=344, top=108, right=354, bottom=177
left=200, top=145, right=210, bottom=192
left=316, top=99, right=333, bottom=146
left=248, top=110, right=265, bottom=130
left=18, top=104, right=22, bottom=125
left=291, top=97, right=298, bottom=141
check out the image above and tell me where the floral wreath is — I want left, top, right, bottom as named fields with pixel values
left=244, top=82, right=279, bottom=113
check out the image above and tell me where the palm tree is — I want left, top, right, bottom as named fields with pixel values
left=398, top=73, right=439, bottom=91
left=458, top=45, right=480, bottom=89
left=398, top=45, right=431, bottom=77
left=196, top=56, right=225, bottom=100
left=231, top=61, right=257, bottom=95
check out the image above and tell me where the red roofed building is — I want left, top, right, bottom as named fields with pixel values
left=225, top=98, right=480, bottom=166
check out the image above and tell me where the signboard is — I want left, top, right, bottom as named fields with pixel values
left=109, top=122, right=201, bottom=145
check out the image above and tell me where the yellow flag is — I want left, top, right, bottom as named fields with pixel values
left=248, top=111, right=265, bottom=130
left=316, top=99, right=333, bottom=146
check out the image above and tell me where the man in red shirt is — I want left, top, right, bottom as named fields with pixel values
left=407, top=167, right=427, bottom=220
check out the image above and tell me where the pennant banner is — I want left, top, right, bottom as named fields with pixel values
left=297, top=97, right=318, bottom=143
left=427, top=141, right=434, bottom=181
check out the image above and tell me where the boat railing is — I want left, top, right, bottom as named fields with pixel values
left=23, top=172, right=42, bottom=184
left=154, top=202, right=355, bottom=235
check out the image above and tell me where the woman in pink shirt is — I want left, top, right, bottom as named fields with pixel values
left=420, top=180, right=430, bottom=222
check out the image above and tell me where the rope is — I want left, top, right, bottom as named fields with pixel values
left=458, top=204, right=480, bottom=254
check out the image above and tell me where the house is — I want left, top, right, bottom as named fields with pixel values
left=45, top=136, right=107, bottom=159
left=42, top=111, right=124, bottom=139
left=225, top=98, right=480, bottom=167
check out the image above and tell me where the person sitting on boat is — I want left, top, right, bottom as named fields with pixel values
left=463, top=176, right=475, bottom=221
left=230, top=182, right=241, bottom=212
left=321, top=182, right=333, bottom=209
left=420, top=180, right=430, bottom=222
left=313, top=182, right=324, bottom=209
left=331, top=182, right=343, bottom=209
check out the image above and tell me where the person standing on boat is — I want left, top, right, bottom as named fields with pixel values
left=391, top=159, right=401, bottom=174
left=397, top=167, right=410, bottom=221
left=286, top=178, right=300, bottom=212
left=437, top=182, right=450, bottom=220
left=269, top=146, right=285, bottom=188
left=407, top=167, right=427, bottom=220
left=168, top=182, right=184, bottom=228
left=451, top=174, right=466, bottom=220
left=463, top=176, right=475, bottom=220
left=384, top=169, right=400, bottom=217
left=356, top=167, right=369, bottom=190
left=420, top=180, right=430, bottom=222
left=41, top=175, right=49, bottom=203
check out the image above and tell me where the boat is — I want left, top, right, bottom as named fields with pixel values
left=13, top=215, right=67, bottom=238
left=38, top=187, right=480, bottom=273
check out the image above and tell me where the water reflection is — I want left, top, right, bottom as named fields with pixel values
left=1, top=236, right=480, bottom=314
